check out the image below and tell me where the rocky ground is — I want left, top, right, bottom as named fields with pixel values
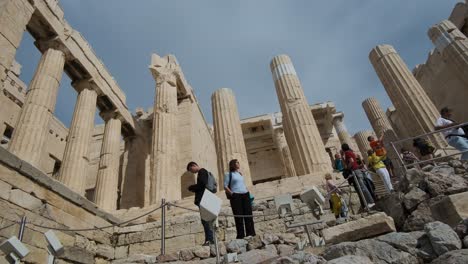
left=112, top=159, right=468, bottom=264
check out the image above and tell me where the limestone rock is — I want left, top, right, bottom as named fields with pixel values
left=322, top=212, right=396, bottom=244
left=273, top=256, right=296, bottom=264
left=279, top=233, right=300, bottom=245
left=376, top=192, right=406, bottom=230
left=210, top=242, right=226, bottom=256
left=262, top=233, right=280, bottom=245
left=403, top=187, right=428, bottom=211
left=430, top=249, right=468, bottom=264
left=179, top=249, right=194, bottom=261
left=420, top=169, right=468, bottom=197
left=277, top=244, right=295, bottom=256
left=400, top=168, right=425, bottom=193
left=322, top=239, right=419, bottom=264
left=403, top=197, right=443, bottom=232
left=156, top=252, right=179, bottom=262
left=327, top=255, right=374, bottom=264
left=265, top=244, right=277, bottom=254
left=247, top=235, right=263, bottom=250
left=226, top=239, right=247, bottom=253
left=430, top=192, right=468, bottom=227
left=193, top=246, right=210, bottom=258
left=425, top=221, right=462, bottom=256
left=375, top=231, right=436, bottom=261
left=237, top=249, right=278, bottom=264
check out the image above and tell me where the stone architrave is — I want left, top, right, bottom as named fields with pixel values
left=149, top=55, right=179, bottom=204
left=270, top=55, right=331, bottom=175
left=369, top=45, right=446, bottom=149
left=272, top=128, right=297, bottom=178
left=8, top=48, right=65, bottom=167
left=428, top=20, right=468, bottom=93
left=58, top=80, right=98, bottom=194
left=354, top=130, right=376, bottom=161
left=212, top=88, right=252, bottom=186
left=94, top=111, right=123, bottom=211
left=0, top=0, right=34, bottom=82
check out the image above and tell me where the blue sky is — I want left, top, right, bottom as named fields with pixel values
left=16, top=0, right=459, bottom=134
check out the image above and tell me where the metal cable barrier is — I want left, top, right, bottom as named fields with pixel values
left=388, top=121, right=468, bottom=173
left=0, top=203, right=165, bottom=232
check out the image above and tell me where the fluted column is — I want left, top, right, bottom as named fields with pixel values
left=272, top=128, right=296, bottom=178
left=270, top=55, right=331, bottom=175
left=428, top=20, right=468, bottom=91
left=8, top=48, right=65, bottom=167
left=332, top=112, right=353, bottom=145
left=58, top=81, right=98, bottom=194
left=369, top=45, right=446, bottom=148
left=212, top=88, right=252, bottom=186
left=94, top=111, right=122, bottom=211
left=150, top=72, right=178, bottom=204
left=354, top=130, right=376, bottom=161
left=362, top=97, right=395, bottom=138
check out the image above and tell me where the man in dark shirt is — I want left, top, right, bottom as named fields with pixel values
left=187, top=161, right=214, bottom=245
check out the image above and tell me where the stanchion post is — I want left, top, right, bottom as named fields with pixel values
left=18, top=216, right=26, bottom=241
left=161, top=199, right=166, bottom=256
left=212, top=220, right=220, bottom=264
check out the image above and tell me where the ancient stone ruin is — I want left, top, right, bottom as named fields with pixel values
left=0, top=0, right=468, bottom=263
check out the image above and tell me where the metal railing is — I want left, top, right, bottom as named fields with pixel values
left=389, top=121, right=468, bottom=172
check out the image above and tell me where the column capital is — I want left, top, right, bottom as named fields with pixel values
left=35, top=37, right=71, bottom=60
left=428, top=20, right=466, bottom=53
left=72, top=79, right=100, bottom=94
left=332, top=112, right=344, bottom=123
left=100, top=109, right=124, bottom=122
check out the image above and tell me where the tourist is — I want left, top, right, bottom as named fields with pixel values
left=224, top=159, right=256, bottom=239
left=187, top=161, right=216, bottom=246
left=341, top=144, right=375, bottom=209
left=334, top=153, right=344, bottom=172
left=325, top=173, right=348, bottom=219
left=412, top=138, right=435, bottom=162
left=435, top=107, right=468, bottom=160
left=368, top=135, right=395, bottom=178
left=367, top=149, right=394, bottom=193
left=401, top=147, right=420, bottom=169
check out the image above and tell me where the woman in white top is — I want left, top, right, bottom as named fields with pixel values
left=224, top=159, right=256, bottom=239
left=435, top=107, right=468, bottom=160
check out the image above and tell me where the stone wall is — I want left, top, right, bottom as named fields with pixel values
left=0, top=147, right=119, bottom=263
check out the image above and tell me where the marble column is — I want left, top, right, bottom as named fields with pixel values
left=212, top=88, right=252, bottom=186
left=332, top=112, right=353, bottom=145
left=0, top=0, right=34, bottom=82
left=354, top=130, right=376, bottom=161
left=369, top=45, right=446, bottom=148
left=150, top=72, right=178, bottom=204
left=94, top=111, right=122, bottom=211
left=58, top=80, right=98, bottom=194
left=272, top=128, right=297, bottom=178
left=270, top=55, right=331, bottom=175
left=8, top=48, right=65, bottom=167
left=428, top=20, right=468, bottom=90
left=362, top=97, right=395, bottom=138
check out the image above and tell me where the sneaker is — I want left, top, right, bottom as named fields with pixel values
left=368, top=203, right=376, bottom=208
left=202, top=241, right=210, bottom=246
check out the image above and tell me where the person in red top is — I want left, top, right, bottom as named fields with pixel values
left=341, top=143, right=375, bottom=209
left=368, top=135, right=395, bottom=178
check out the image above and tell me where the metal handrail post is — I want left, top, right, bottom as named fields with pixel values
left=390, top=141, right=407, bottom=174
left=212, top=220, right=220, bottom=264
left=18, top=216, right=26, bottom=241
left=160, top=199, right=166, bottom=255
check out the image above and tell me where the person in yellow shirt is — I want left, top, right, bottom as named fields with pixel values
left=367, top=149, right=394, bottom=193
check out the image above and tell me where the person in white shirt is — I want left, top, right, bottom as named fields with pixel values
left=435, top=107, right=468, bottom=160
